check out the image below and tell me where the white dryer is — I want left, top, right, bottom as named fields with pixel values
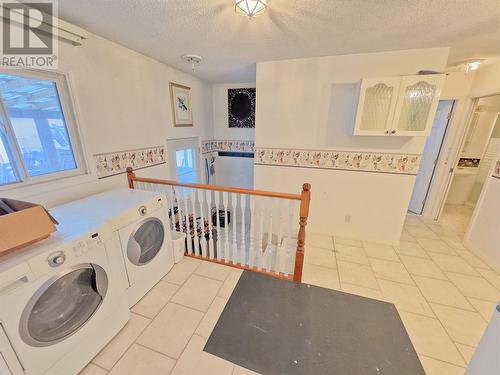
left=0, top=226, right=129, bottom=375
left=51, top=189, right=175, bottom=306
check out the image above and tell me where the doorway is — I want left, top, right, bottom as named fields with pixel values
left=440, top=94, right=500, bottom=235
left=409, top=100, right=455, bottom=214
left=166, top=137, right=200, bottom=183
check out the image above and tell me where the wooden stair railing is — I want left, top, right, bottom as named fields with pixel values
left=126, top=167, right=311, bottom=282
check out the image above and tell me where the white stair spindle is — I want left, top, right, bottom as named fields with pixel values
left=257, top=197, right=264, bottom=270
left=197, top=189, right=207, bottom=257
left=240, top=194, right=247, bottom=266
left=248, top=196, right=256, bottom=268
left=183, top=188, right=193, bottom=255
left=264, top=198, right=274, bottom=271
left=214, top=191, right=222, bottom=261
left=207, top=190, right=215, bottom=259
left=190, top=189, right=198, bottom=255
left=277, top=199, right=285, bottom=275
left=222, top=192, right=230, bottom=263
left=230, top=193, right=238, bottom=264
left=286, top=199, right=296, bottom=275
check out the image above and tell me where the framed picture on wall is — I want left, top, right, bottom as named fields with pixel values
left=228, top=88, right=255, bottom=128
left=169, top=82, right=193, bottom=127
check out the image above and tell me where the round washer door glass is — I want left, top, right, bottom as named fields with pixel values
left=127, top=217, right=165, bottom=265
left=20, top=264, right=108, bottom=347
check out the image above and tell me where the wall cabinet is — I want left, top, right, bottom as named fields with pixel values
left=353, top=74, right=446, bottom=137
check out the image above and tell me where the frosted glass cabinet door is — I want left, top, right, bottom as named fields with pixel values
left=391, top=74, right=446, bottom=136
left=353, top=77, right=401, bottom=135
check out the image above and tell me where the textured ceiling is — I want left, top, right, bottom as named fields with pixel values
left=58, top=0, right=500, bottom=83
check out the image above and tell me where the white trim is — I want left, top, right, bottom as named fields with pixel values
left=0, top=68, right=88, bottom=190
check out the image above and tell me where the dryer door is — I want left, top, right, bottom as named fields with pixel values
left=127, top=217, right=165, bottom=266
left=19, top=263, right=108, bottom=347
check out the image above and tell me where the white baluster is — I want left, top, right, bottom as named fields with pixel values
left=231, top=193, right=238, bottom=264
left=264, top=197, right=274, bottom=271
left=207, top=190, right=215, bottom=259
left=214, top=191, right=222, bottom=261
left=286, top=199, right=296, bottom=275
left=222, top=192, right=230, bottom=263
left=197, top=189, right=207, bottom=258
left=257, top=197, right=264, bottom=270
left=190, top=189, right=198, bottom=255
left=248, top=196, right=256, bottom=268
left=240, top=194, right=247, bottom=266
left=277, top=199, right=285, bottom=275
left=183, top=187, right=193, bottom=254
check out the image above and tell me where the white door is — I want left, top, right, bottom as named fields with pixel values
left=166, top=137, right=200, bottom=183
left=409, top=100, right=455, bottom=214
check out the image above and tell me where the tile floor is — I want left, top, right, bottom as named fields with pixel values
left=80, top=212, right=499, bottom=375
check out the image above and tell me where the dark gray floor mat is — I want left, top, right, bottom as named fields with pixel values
left=204, top=271, right=425, bottom=375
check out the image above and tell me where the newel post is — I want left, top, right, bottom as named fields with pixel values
left=293, top=183, right=311, bottom=282
left=126, top=167, right=136, bottom=189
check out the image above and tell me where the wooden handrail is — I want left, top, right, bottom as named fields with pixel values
left=293, top=183, right=311, bottom=282
left=126, top=167, right=302, bottom=201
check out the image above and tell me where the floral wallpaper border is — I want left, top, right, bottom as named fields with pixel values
left=202, top=139, right=255, bottom=154
left=94, top=146, right=166, bottom=179
left=254, top=147, right=422, bottom=175
left=493, top=156, right=500, bottom=179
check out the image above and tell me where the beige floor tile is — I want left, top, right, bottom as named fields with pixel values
left=79, top=363, right=107, bottom=375
left=430, top=303, right=487, bottom=347
left=93, top=313, right=150, bottom=370
left=475, top=268, right=500, bottom=290
left=195, top=261, right=233, bottom=281
left=428, top=253, right=479, bottom=276
left=171, top=274, right=223, bottom=311
left=109, top=344, right=175, bottom=375
left=363, top=242, right=399, bottom=261
left=163, top=258, right=201, bottom=285
left=337, top=261, right=379, bottom=290
left=334, top=244, right=369, bottom=265
left=218, top=268, right=243, bottom=299
left=304, top=245, right=337, bottom=269
left=137, top=303, right=203, bottom=359
left=456, top=343, right=476, bottom=364
left=446, top=272, right=500, bottom=302
left=416, top=238, right=455, bottom=254
left=196, top=296, right=228, bottom=338
left=340, top=283, right=385, bottom=301
left=333, top=236, right=363, bottom=247
left=400, top=229, right=417, bottom=242
left=394, top=241, right=429, bottom=258
left=455, top=250, right=491, bottom=270
left=404, top=215, right=427, bottom=227
left=418, top=356, right=465, bottom=375
left=369, top=258, right=414, bottom=285
left=377, top=279, right=434, bottom=317
left=441, top=236, right=468, bottom=251
left=413, top=276, right=473, bottom=310
left=131, top=281, right=179, bottom=318
left=399, top=255, right=447, bottom=280
left=171, top=335, right=234, bottom=375
left=467, top=298, right=497, bottom=322
left=302, top=263, right=340, bottom=290
left=399, top=312, right=465, bottom=366
left=405, top=225, right=439, bottom=239
left=233, top=365, right=260, bottom=375
left=307, top=232, right=334, bottom=249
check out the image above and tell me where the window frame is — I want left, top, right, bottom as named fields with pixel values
left=0, top=69, right=87, bottom=189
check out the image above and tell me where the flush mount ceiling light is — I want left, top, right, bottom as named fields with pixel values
left=182, top=54, right=202, bottom=71
left=465, top=59, right=485, bottom=73
left=235, top=0, right=268, bottom=18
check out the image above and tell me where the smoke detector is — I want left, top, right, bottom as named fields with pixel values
left=182, top=54, right=202, bottom=71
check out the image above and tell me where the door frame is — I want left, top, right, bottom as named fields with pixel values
left=423, top=92, right=500, bottom=221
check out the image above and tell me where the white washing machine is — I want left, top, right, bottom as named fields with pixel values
left=0, top=225, right=129, bottom=375
left=51, top=189, right=175, bottom=306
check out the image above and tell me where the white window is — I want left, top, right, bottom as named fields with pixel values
left=0, top=70, right=85, bottom=187
left=167, top=137, right=200, bottom=184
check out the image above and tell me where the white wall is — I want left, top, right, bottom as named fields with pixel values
left=1, top=33, right=213, bottom=207
left=209, top=82, right=255, bottom=189
left=254, top=48, right=449, bottom=243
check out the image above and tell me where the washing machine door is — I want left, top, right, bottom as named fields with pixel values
left=127, top=217, right=165, bottom=266
left=19, top=263, right=108, bottom=347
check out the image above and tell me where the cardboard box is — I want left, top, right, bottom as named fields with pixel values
left=0, top=198, right=58, bottom=257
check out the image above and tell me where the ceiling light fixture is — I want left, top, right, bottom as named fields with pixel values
left=235, top=0, right=267, bottom=18
left=182, top=54, right=202, bottom=71
left=465, top=59, right=485, bottom=73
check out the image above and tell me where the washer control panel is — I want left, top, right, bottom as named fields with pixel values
left=47, top=251, right=66, bottom=267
